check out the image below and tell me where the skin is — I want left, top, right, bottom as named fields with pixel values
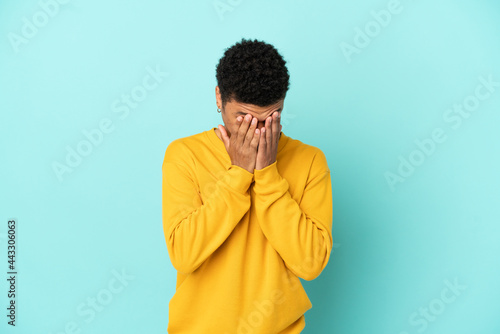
left=214, top=86, right=283, bottom=173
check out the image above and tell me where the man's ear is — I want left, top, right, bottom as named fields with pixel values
left=215, top=86, right=222, bottom=106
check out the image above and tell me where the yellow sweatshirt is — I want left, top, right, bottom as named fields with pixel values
left=162, top=127, right=333, bottom=333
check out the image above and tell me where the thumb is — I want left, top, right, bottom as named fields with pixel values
left=218, top=124, right=230, bottom=148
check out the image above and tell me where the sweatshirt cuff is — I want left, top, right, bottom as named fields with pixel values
left=223, top=164, right=254, bottom=194
left=253, top=161, right=286, bottom=194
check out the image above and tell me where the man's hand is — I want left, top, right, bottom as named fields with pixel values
left=255, top=111, right=282, bottom=170
left=218, top=114, right=261, bottom=173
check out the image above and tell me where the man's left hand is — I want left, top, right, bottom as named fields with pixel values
left=255, top=111, right=282, bottom=170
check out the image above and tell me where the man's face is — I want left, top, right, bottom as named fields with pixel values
left=216, top=87, right=284, bottom=139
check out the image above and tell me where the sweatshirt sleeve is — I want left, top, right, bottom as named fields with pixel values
left=252, top=148, right=333, bottom=281
left=162, top=148, right=254, bottom=274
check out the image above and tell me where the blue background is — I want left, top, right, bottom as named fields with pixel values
left=1, top=0, right=499, bottom=333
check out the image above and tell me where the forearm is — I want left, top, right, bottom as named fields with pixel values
left=163, top=162, right=253, bottom=274
left=252, top=161, right=333, bottom=281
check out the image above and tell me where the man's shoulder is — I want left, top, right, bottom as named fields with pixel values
left=283, top=135, right=327, bottom=160
left=283, top=135, right=330, bottom=173
left=166, top=130, right=206, bottom=149
left=163, top=129, right=208, bottom=165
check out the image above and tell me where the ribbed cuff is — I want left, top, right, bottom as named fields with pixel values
left=253, top=161, right=286, bottom=195
left=222, top=164, right=254, bottom=194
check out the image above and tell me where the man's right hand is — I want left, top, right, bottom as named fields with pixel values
left=218, top=114, right=261, bottom=174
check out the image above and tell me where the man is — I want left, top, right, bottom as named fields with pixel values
left=162, top=38, right=333, bottom=333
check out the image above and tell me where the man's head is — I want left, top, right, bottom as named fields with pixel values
left=215, top=38, right=290, bottom=138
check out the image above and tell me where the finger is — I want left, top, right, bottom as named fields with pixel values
left=266, top=116, right=272, bottom=147
left=259, top=126, right=266, bottom=151
left=245, top=116, right=258, bottom=146
left=238, top=114, right=252, bottom=146
left=251, top=127, right=260, bottom=149
left=218, top=124, right=230, bottom=148
left=274, top=112, right=280, bottom=142
left=235, top=116, right=242, bottom=127
left=231, top=115, right=244, bottom=147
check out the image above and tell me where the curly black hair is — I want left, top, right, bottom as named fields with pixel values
left=216, top=38, right=290, bottom=108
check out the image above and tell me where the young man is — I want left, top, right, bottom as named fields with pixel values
left=162, top=38, right=333, bottom=333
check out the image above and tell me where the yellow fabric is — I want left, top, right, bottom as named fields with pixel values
left=162, top=127, right=333, bottom=333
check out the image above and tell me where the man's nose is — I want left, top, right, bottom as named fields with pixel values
left=256, top=120, right=265, bottom=130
